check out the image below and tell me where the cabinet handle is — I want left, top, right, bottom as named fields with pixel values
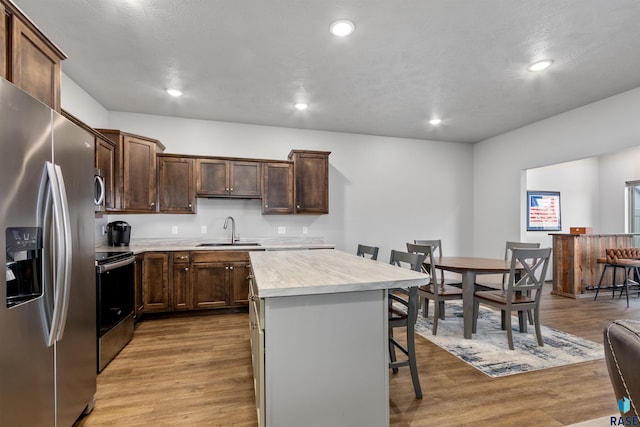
left=179, top=256, right=188, bottom=260
left=225, top=266, right=229, bottom=270
left=184, top=267, right=189, bottom=271
left=264, top=205, right=268, bottom=208
left=296, top=205, right=300, bottom=208
left=151, top=202, right=155, bottom=206
left=230, top=266, right=234, bottom=270
left=188, top=203, right=192, bottom=208
left=230, top=187, right=234, bottom=192
left=225, top=187, right=229, bottom=191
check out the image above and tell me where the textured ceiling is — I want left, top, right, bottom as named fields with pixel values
left=12, top=0, right=640, bottom=143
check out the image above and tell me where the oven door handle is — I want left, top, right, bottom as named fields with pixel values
left=97, top=256, right=135, bottom=273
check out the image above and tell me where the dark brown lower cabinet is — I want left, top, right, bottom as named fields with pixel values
left=172, top=251, right=192, bottom=310
left=142, top=252, right=170, bottom=312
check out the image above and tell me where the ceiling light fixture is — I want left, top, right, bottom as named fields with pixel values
left=330, top=20, right=355, bottom=37
left=294, top=103, right=308, bottom=111
left=527, top=60, right=554, bottom=72
left=166, top=89, right=183, bottom=97
left=429, top=118, right=442, bottom=125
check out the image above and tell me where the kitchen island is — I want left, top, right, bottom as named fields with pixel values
left=248, top=249, right=429, bottom=427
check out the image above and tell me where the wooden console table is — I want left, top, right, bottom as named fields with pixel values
left=550, top=233, right=633, bottom=298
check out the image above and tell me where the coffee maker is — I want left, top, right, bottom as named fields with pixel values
left=107, top=221, right=131, bottom=246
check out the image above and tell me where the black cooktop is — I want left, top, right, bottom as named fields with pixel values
left=95, top=250, right=134, bottom=265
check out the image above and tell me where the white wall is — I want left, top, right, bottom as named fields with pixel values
left=60, top=73, right=109, bottom=128
left=525, top=158, right=599, bottom=250
left=102, top=112, right=474, bottom=260
left=474, top=87, right=640, bottom=256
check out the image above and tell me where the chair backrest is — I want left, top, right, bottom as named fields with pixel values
left=505, top=241, right=541, bottom=260
left=406, top=243, right=435, bottom=276
left=414, top=239, right=442, bottom=257
left=503, top=241, right=541, bottom=287
left=356, top=244, right=379, bottom=261
left=413, top=239, right=444, bottom=282
left=389, top=250, right=425, bottom=272
left=505, top=247, right=552, bottom=303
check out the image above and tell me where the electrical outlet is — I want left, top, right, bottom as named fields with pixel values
left=171, top=226, right=178, bottom=235
left=201, top=225, right=207, bottom=234
left=277, top=226, right=286, bottom=234
left=302, top=226, right=308, bottom=234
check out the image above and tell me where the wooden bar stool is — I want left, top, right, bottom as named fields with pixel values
left=594, top=248, right=640, bottom=307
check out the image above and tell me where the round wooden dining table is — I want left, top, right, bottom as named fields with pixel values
left=431, top=256, right=519, bottom=339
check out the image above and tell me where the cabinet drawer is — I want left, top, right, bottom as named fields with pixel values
left=172, top=251, right=191, bottom=263
left=192, top=250, right=249, bottom=263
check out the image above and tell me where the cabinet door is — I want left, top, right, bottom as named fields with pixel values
left=123, top=136, right=157, bottom=211
left=158, top=156, right=196, bottom=213
left=262, top=162, right=294, bottom=214
left=229, top=262, right=250, bottom=306
left=134, top=253, right=144, bottom=320
left=172, top=263, right=192, bottom=310
left=95, top=137, right=116, bottom=210
left=10, top=16, right=62, bottom=110
left=196, top=158, right=228, bottom=196
left=142, top=253, right=170, bottom=312
left=192, top=263, right=228, bottom=309
left=1, top=4, right=6, bottom=80
left=290, top=151, right=330, bottom=214
left=230, top=161, right=262, bottom=197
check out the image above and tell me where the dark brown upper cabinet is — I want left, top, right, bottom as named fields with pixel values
left=288, top=150, right=331, bottom=214
left=157, top=154, right=196, bottom=214
left=1, top=0, right=65, bottom=111
left=96, top=129, right=166, bottom=213
left=262, top=161, right=294, bottom=214
left=196, top=158, right=262, bottom=198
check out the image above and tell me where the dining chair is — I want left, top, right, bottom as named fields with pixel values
left=406, top=243, right=462, bottom=335
left=356, top=243, right=379, bottom=261
left=388, top=249, right=425, bottom=399
left=472, top=247, right=551, bottom=350
left=414, top=239, right=460, bottom=286
left=476, top=241, right=541, bottom=328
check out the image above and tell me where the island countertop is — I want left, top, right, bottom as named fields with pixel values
left=249, top=249, right=430, bottom=298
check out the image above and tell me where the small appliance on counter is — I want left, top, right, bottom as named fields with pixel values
left=107, top=221, right=131, bottom=246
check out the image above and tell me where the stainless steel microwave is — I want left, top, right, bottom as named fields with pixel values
left=94, top=168, right=105, bottom=212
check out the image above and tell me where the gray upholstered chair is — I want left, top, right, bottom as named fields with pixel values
left=356, top=244, right=379, bottom=261
left=388, top=249, right=425, bottom=399
left=473, top=247, right=551, bottom=350
left=604, top=319, right=640, bottom=418
left=407, top=242, right=462, bottom=335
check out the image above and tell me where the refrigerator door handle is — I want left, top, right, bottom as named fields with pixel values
left=53, top=163, right=73, bottom=341
left=43, top=161, right=66, bottom=347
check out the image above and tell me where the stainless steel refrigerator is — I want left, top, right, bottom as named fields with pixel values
left=0, top=78, right=96, bottom=426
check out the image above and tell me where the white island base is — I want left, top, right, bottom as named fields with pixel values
left=249, top=250, right=429, bottom=427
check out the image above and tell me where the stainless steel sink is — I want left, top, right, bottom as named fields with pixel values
left=197, top=242, right=262, bottom=247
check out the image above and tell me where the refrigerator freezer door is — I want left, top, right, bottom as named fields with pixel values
left=52, top=112, right=97, bottom=426
left=0, top=79, right=56, bottom=425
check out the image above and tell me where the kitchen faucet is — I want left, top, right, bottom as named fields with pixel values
left=223, top=216, right=236, bottom=244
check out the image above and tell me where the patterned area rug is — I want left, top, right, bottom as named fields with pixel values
left=413, top=300, right=604, bottom=378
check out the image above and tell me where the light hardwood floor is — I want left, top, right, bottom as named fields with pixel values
left=74, top=286, right=639, bottom=427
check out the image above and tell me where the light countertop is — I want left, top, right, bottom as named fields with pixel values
left=250, top=249, right=430, bottom=298
left=96, top=237, right=334, bottom=254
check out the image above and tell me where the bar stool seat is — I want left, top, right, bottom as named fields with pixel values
left=594, top=248, right=640, bottom=307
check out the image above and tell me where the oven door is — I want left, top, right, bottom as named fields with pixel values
left=94, top=169, right=105, bottom=212
left=96, top=257, right=134, bottom=337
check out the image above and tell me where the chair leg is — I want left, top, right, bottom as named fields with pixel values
left=534, top=307, right=543, bottom=347
left=388, top=328, right=398, bottom=374
left=505, top=310, right=514, bottom=350
left=472, top=299, right=479, bottom=333
left=594, top=265, right=608, bottom=301
left=438, top=301, right=446, bottom=320
left=406, top=325, right=422, bottom=399
left=423, top=297, right=429, bottom=318
left=432, top=299, right=439, bottom=335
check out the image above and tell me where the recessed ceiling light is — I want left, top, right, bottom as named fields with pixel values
left=294, top=103, right=308, bottom=111
left=429, top=118, right=442, bottom=125
left=330, top=20, right=355, bottom=37
left=166, top=89, right=183, bottom=97
left=527, top=60, right=554, bottom=72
